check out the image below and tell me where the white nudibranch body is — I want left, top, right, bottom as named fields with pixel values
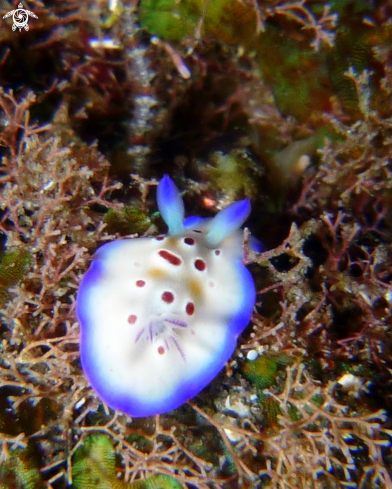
left=76, top=175, right=256, bottom=417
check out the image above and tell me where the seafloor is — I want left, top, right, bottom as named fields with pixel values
left=0, top=0, right=391, bottom=488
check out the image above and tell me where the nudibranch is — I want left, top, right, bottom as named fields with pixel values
left=76, top=175, right=256, bottom=417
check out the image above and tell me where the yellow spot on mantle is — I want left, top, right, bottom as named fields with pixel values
left=164, top=237, right=179, bottom=248
left=148, top=268, right=166, bottom=279
left=189, top=278, right=202, bottom=299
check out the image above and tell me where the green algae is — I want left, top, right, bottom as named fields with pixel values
left=139, top=0, right=257, bottom=44
left=103, top=207, right=151, bottom=236
left=242, top=354, right=293, bottom=390
left=0, top=248, right=31, bottom=307
left=328, top=27, right=373, bottom=118
left=242, top=356, right=278, bottom=390
left=72, top=434, right=122, bottom=489
left=131, top=475, right=183, bottom=489
left=258, top=394, right=282, bottom=427
left=0, top=447, right=43, bottom=489
left=243, top=354, right=294, bottom=426
left=206, top=149, right=261, bottom=201
left=72, top=434, right=183, bottom=489
left=139, top=0, right=202, bottom=42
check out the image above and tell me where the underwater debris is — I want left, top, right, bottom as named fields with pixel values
left=257, top=363, right=392, bottom=489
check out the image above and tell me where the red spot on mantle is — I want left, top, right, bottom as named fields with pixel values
left=158, top=250, right=182, bottom=266
left=158, top=346, right=165, bottom=355
left=162, top=291, right=174, bottom=303
left=136, top=280, right=146, bottom=287
left=194, top=259, right=206, bottom=271
left=128, top=314, right=137, bottom=324
left=186, top=302, right=195, bottom=315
